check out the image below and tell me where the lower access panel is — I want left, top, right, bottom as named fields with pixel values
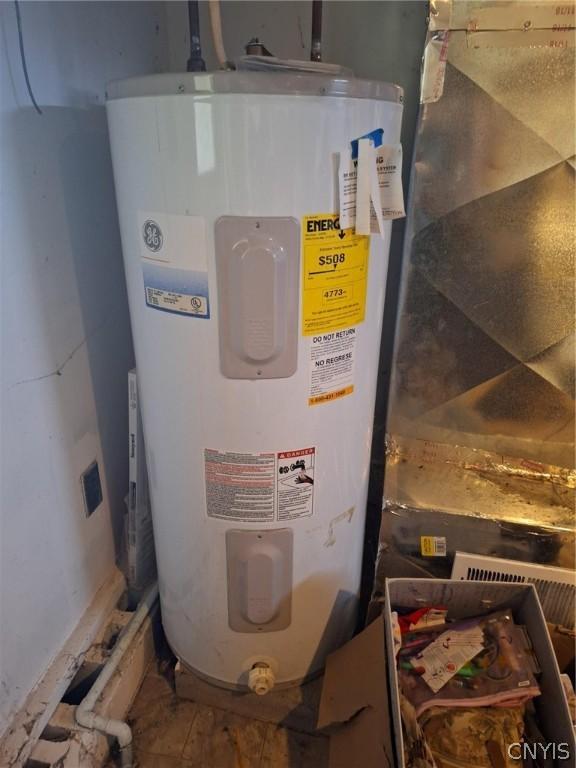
left=226, top=528, right=293, bottom=633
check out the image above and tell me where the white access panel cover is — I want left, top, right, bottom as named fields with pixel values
left=215, top=216, right=300, bottom=379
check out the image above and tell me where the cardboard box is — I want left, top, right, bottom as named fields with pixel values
left=548, top=623, right=576, bottom=674
left=320, top=580, right=576, bottom=768
left=318, top=615, right=394, bottom=768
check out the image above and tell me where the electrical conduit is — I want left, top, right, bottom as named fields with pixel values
left=75, top=582, right=159, bottom=768
left=186, top=0, right=206, bottom=71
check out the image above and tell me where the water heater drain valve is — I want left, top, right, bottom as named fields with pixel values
left=248, top=662, right=276, bottom=696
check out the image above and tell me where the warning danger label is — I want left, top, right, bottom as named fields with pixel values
left=277, top=447, right=315, bottom=521
left=204, top=449, right=275, bottom=522
left=309, top=327, right=356, bottom=406
left=204, top=447, right=315, bottom=522
left=302, top=214, right=369, bottom=336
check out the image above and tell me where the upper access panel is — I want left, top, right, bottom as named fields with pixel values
left=215, top=216, right=300, bottom=380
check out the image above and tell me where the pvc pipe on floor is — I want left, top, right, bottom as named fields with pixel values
left=75, top=582, right=159, bottom=768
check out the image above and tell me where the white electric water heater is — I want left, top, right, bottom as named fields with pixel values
left=106, top=72, right=402, bottom=692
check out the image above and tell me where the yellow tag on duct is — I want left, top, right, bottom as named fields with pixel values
left=302, top=214, right=369, bottom=336
left=420, top=536, right=447, bottom=557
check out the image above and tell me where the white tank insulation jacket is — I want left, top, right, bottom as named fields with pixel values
left=106, top=71, right=403, bottom=689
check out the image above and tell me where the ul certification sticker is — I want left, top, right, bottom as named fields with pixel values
left=277, top=448, right=315, bottom=521
left=138, top=211, right=210, bottom=318
left=302, top=214, right=369, bottom=336
left=309, top=327, right=356, bottom=406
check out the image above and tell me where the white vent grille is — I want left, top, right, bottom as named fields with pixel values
left=452, top=552, right=576, bottom=629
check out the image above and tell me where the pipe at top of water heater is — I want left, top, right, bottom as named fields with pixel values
left=311, top=0, right=323, bottom=62
left=186, top=0, right=206, bottom=72
left=209, top=0, right=233, bottom=70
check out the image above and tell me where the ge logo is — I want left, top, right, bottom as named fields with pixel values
left=190, top=297, right=202, bottom=310
left=142, top=220, right=163, bottom=252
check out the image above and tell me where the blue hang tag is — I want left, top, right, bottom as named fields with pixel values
left=350, top=128, right=384, bottom=160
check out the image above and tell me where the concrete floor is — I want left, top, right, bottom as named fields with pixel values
left=125, top=671, right=329, bottom=768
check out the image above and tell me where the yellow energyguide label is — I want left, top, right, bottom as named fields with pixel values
left=302, top=214, right=369, bottom=336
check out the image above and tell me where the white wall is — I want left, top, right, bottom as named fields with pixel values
left=166, top=0, right=309, bottom=70
left=0, top=1, right=171, bottom=736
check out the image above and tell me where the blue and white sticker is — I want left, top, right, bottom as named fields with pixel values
left=138, top=212, right=210, bottom=319
left=142, top=262, right=209, bottom=317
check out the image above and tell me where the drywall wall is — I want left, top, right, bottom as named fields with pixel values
left=0, top=0, right=170, bottom=736
left=165, top=0, right=312, bottom=70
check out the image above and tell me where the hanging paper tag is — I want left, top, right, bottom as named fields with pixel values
left=338, top=149, right=357, bottom=231
left=355, top=138, right=373, bottom=235
left=421, top=31, right=451, bottom=104
left=373, top=144, right=405, bottom=224
left=370, top=147, right=386, bottom=236
left=339, top=129, right=383, bottom=232
left=339, top=136, right=405, bottom=235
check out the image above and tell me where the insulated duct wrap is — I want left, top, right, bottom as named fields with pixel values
left=382, top=0, right=575, bottom=573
